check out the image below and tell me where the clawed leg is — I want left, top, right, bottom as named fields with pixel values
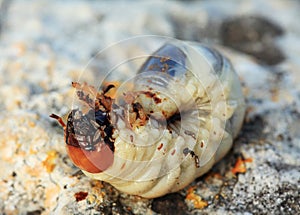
left=49, top=113, right=66, bottom=129
left=72, top=81, right=119, bottom=112
left=72, top=82, right=98, bottom=110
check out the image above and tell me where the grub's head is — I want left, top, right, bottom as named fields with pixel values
left=50, top=109, right=114, bottom=173
left=50, top=82, right=118, bottom=173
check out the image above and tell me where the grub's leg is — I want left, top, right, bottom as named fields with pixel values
left=72, top=82, right=98, bottom=109
left=50, top=113, right=66, bottom=128
left=135, top=103, right=147, bottom=123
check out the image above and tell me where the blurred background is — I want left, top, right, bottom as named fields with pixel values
left=0, top=0, right=299, bottom=214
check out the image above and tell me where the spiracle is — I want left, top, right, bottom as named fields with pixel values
left=50, top=39, right=245, bottom=198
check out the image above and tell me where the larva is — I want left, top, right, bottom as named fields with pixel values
left=50, top=40, right=245, bottom=198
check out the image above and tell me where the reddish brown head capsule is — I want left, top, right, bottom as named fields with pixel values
left=50, top=82, right=117, bottom=173
left=50, top=111, right=114, bottom=173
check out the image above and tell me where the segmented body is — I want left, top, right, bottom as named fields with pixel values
left=51, top=40, right=245, bottom=198
left=85, top=41, right=245, bottom=198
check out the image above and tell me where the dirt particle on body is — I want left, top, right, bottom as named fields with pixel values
left=74, top=191, right=88, bottom=202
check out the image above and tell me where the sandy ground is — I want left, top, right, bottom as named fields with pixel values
left=0, top=0, right=299, bottom=214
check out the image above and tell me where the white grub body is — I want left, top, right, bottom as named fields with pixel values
left=83, top=41, right=245, bottom=198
